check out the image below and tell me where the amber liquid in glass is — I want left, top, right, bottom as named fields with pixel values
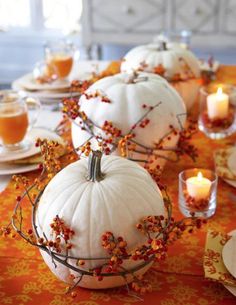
left=50, top=55, right=73, bottom=78
left=0, top=111, right=28, bottom=145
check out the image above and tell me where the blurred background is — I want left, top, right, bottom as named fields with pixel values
left=0, top=0, right=235, bottom=87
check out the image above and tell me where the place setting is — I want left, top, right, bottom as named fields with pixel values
left=12, top=40, right=80, bottom=104
left=0, top=91, right=66, bottom=176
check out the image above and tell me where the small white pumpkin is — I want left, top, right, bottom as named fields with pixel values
left=71, top=71, right=186, bottom=169
left=36, top=151, right=165, bottom=289
left=121, top=42, right=201, bottom=110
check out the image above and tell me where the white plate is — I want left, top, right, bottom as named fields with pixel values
left=12, top=82, right=80, bottom=101
left=12, top=73, right=71, bottom=91
left=223, top=230, right=236, bottom=297
left=0, top=128, right=63, bottom=163
left=0, top=163, right=39, bottom=175
left=225, top=148, right=236, bottom=188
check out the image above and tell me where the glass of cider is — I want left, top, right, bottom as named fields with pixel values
left=0, top=91, right=41, bottom=153
left=44, top=40, right=74, bottom=79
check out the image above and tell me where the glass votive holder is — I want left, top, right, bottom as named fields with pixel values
left=154, top=30, right=192, bottom=49
left=198, top=83, right=236, bottom=139
left=179, top=168, right=218, bottom=218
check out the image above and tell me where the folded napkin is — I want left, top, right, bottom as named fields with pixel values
left=214, top=147, right=236, bottom=181
left=204, top=230, right=236, bottom=287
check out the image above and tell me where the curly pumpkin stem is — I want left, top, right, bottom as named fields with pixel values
left=125, top=71, right=148, bottom=84
left=160, top=41, right=168, bottom=51
left=87, top=150, right=105, bottom=182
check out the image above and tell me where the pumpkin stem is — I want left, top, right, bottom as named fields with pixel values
left=125, top=71, right=148, bottom=84
left=87, top=150, right=105, bottom=182
left=160, top=41, right=168, bottom=51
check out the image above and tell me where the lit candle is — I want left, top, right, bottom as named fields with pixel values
left=186, top=172, right=211, bottom=200
left=207, top=87, right=229, bottom=120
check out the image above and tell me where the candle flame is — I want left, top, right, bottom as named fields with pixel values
left=197, top=172, right=203, bottom=181
left=217, top=87, right=223, bottom=95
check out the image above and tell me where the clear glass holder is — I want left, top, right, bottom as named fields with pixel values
left=198, top=83, right=236, bottom=139
left=179, top=168, right=218, bottom=218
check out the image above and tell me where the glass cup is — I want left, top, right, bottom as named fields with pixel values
left=0, top=91, right=41, bottom=153
left=33, top=60, right=58, bottom=84
left=179, top=168, right=218, bottom=218
left=198, top=84, right=236, bottom=139
left=44, top=40, right=75, bottom=79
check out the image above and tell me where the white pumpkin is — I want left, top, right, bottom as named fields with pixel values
left=121, top=42, right=201, bottom=110
left=36, top=151, right=165, bottom=289
left=71, top=71, right=186, bottom=169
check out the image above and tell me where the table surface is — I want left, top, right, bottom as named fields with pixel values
left=0, top=65, right=236, bottom=305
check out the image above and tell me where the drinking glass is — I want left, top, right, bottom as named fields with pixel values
left=0, top=91, right=41, bottom=153
left=44, top=40, right=75, bottom=79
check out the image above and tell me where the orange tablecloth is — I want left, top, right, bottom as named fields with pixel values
left=0, top=65, right=236, bottom=305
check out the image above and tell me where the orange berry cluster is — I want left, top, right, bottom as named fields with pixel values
left=177, top=121, right=198, bottom=161
left=153, top=64, right=166, bottom=76
left=118, top=134, right=136, bottom=157
left=36, top=139, right=62, bottom=181
left=131, top=276, right=152, bottom=294
left=101, top=231, right=128, bottom=273
left=84, top=90, right=111, bottom=103
left=62, top=97, right=81, bottom=120
left=12, top=175, right=29, bottom=190
left=70, top=80, right=91, bottom=93
left=38, top=216, right=75, bottom=253
left=102, top=121, right=122, bottom=138
left=171, top=73, right=182, bottom=82
left=27, top=228, right=36, bottom=243
left=0, top=226, right=12, bottom=237
left=76, top=141, right=92, bottom=157
left=136, top=215, right=165, bottom=234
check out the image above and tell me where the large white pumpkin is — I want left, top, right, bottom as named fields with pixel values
left=71, top=71, right=186, bottom=169
left=36, top=152, right=165, bottom=289
left=121, top=42, right=201, bottom=111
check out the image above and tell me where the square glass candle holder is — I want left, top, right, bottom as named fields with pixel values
left=198, top=83, right=236, bottom=139
left=179, top=169, right=218, bottom=218
left=154, top=30, right=192, bottom=49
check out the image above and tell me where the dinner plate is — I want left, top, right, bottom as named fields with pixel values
left=225, top=148, right=236, bottom=187
left=223, top=230, right=236, bottom=297
left=11, top=86, right=80, bottom=101
left=0, top=128, right=63, bottom=163
left=0, top=163, right=39, bottom=175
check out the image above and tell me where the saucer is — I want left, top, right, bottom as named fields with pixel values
left=0, top=163, right=39, bottom=175
left=0, top=128, right=64, bottom=163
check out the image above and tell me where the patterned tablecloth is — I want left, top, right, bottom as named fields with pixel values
left=0, top=65, right=236, bottom=305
